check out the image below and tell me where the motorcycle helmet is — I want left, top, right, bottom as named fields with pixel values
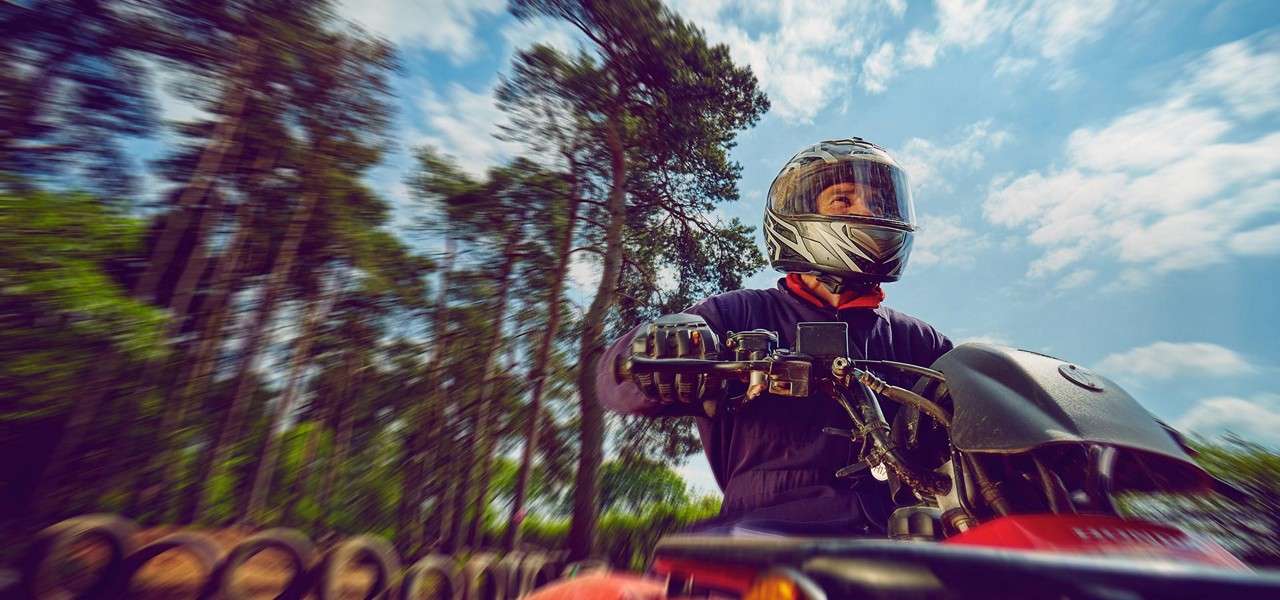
left=763, top=138, right=916, bottom=291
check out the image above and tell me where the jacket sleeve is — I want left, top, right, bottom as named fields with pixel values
left=595, top=297, right=729, bottom=418
left=923, top=324, right=954, bottom=366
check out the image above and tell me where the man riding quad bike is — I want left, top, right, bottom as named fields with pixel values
left=527, top=139, right=1280, bottom=599
left=601, top=137, right=947, bottom=537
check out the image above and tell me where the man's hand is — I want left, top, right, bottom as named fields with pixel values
left=629, top=313, right=726, bottom=407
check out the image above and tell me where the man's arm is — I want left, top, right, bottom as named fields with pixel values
left=595, top=299, right=727, bottom=418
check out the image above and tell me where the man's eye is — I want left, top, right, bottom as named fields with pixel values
left=830, top=196, right=850, bottom=204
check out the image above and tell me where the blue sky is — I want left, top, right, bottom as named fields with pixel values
left=319, top=0, right=1280, bottom=493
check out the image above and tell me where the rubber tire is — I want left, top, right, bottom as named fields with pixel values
left=515, top=554, right=560, bottom=598
left=312, top=535, right=401, bottom=600
left=116, top=531, right=221, bottom=599
left=22, top=514, right=138, bottom=600
left=209, top=527, right=316, bottom=600
left=398, top=555, right=460, bottom=600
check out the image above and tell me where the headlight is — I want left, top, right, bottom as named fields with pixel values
left=743, top=569, right=825, bottom=600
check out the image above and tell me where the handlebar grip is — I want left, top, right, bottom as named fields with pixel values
left=615, top=354, right=634, bottom=383
left=617, top=356, right=760, bottom=384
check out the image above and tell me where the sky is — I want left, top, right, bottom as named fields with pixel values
left=292, top=0, right=1280, bottom=494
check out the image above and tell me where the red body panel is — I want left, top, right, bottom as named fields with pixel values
left=944, top=514, right=1247, bottom=569
left=651, top=557, right=759, bottom=594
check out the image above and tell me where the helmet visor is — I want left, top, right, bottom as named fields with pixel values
left=769, top=160, right=915, bottom=226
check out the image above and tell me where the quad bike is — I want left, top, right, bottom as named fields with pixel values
left=530, top=321, right=1280, bottom=599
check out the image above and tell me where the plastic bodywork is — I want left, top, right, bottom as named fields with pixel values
left=931, top=343, right=1210, bottom=492
left=650, top=534, right=1280, bottom=599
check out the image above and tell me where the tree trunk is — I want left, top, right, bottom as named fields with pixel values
left=445, top=396, right=478, bottom=552
left=243, top=272, right=337, bottom=524
left=433, top=393, right=462, bottom=551
left=315, top=350, right=361, bottom=532
left=503, top=164, right=581, bottom=551
left=162, top=205, right=252, bottom=521
left=396, top=239, right=455, bottom=554
left=126, top=146, right=275, bottom=514
left=184, top=187, right=321, bottom=524
left=568, top=115, right=627, bottom=561
left=461, top=237, right=521, bottom=549
left=133, top=39, right=258, bottom=302
left=287, top=368, right=339, bottom=526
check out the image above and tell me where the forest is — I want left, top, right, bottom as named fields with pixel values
left=1, top=0, right=1277, bottom=581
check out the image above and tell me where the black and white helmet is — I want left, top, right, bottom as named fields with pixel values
left=763, top=138, right=916, bottom=287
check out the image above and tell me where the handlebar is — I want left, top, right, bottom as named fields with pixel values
left=618, top=356, right=768, bottom=380
left=619, top=350, right=955, bottom=496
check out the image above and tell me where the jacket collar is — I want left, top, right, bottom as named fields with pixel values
left=781, top=274, right=885, bottom=311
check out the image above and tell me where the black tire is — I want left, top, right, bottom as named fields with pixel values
left=398, top=555, right=459, bottom=600
left=312, top=535, right=401, bottom=600
left=515, top=554, right=559, bottom=598
left=461, top=554, right=504, bottom=600
left=21, top=514, right=138, bottom=600
left=117, top=531, right=222, bottom=599
left=208, top=527, right=316, bottom=600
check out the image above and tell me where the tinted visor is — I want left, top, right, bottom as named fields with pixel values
left=769, top=159, right=915, bottom=226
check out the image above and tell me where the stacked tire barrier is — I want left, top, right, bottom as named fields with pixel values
left=18, top=514, right=585, bottom=599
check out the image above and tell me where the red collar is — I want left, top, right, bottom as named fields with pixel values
left=784, top=273, right=885, bottom=310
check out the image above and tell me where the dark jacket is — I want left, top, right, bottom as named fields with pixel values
left=596, top=277, right=952, bottom=534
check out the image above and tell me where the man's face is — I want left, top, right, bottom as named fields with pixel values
left=814, top=182, right=886, bottom=217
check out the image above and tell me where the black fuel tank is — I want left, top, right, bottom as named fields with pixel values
left=932, top=343, right=1210, bottom=492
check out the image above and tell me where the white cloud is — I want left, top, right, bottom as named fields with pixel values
left=1064, top=99, right=1231, bottom=173
left=861, top=42, right=897, bottom=94
left=338, top=0, right=504, bottom=62
left=957, top=333, right=1012, bottom=346
left=993, top=55, right=1035, bottom=77
left=1009, top=0, right=1117, bottom=62
left=1229, top=222, right=1280, bottom=255
left=568, top=249, right=603, bottom=294
left=410, top=80, right=522, bottom=177
left=1185, top=31, right=1280, bottom=120
left=1176, top=394, right=1280, bottom=446
left=500, top=17, right=580, bottom=56
left=1055, top=268, right=1096, bottom=290
left=983, top=33, right=1280, bottom=280
left=902, top=29, right=939, bottom=69
left=667, top=1, right=1119, bottom=117
left=1096, top=342, right=1256, bottom=380
left=897, top=119, right=1010, bottom=193
left=912, top=215, right=985, bottom=268
left=668, top=1, right=891, bottom=123
left=889, top=0, right=1115, bottom=85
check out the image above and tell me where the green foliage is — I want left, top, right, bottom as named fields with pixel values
left=0, top=189, right=167, bottom=418
left=1122, top=436, right=1280, bottom=566
left=599, top=459, right=689, bottom=513
left=597, top=495, right=721, bottom=570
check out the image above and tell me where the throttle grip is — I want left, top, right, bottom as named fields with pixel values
left=614, top=354, right=634, bottom=383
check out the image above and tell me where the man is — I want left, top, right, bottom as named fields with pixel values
left=595, top=138, right=953, bottom=536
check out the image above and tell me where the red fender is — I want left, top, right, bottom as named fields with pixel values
left=525, top=571, right=667, bottom=599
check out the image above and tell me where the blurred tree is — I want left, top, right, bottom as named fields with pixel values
left=495, top=45, right=593, bottom=552
left=0, top=0, right=159, bottom=199
left=1124, top=436, right=1280, bottom=566
left=509, top=0, right=768, bottom=559
left=0, top=189, right=168, bottom=532
left=599, top=459, right=688, bottom=513
left=184, top=21, right=397, bottom=524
